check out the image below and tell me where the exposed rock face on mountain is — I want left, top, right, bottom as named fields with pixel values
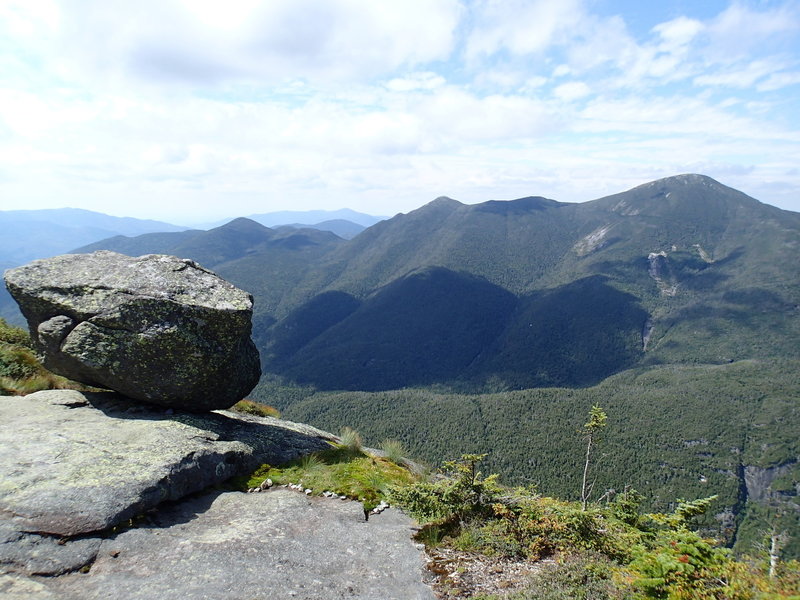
left=0, top=390, right=433, bottom=599
left=4, top=251, right=261, bottom=410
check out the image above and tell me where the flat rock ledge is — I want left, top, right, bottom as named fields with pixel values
left=0, top=389, right=333, bottom=575
left=0, top=390, right=435, bottom=599
left=3, top=490, right=434, bottom=600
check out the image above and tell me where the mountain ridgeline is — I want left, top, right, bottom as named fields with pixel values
left=33, top=174, right=800, bottom=556
left=75, top=174, right=800, bottom=392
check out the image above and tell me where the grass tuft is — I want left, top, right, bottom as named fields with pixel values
left=380, top=439, right=406, bottom=464
left=338, top=426, right=362, bottom=451
left=236, top=441, right=418, bottom=513
left=230, top=398, right=281, bottom=418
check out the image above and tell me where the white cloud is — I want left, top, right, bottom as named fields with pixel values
left=694, top=59, right=788, bottom=88
left=1, top=0, right=800, bottom=219
left=553, top=81, right=590, bottom=101
left=553, top=65, right=571, bottom=78
left=653, top=16, right=704, bottom=51
left=706, top=2, right=800, bottom=61
left=385, top=72, right=447, bottom=92
left=566, top=14, right=637, bottom=74
left=13, top=0, right=463, bottom=86
left=418, top=88, right=561, bottom=143
left=758, top=70, right=800, bottom=91
left=466, top=0, right=584, bottom=58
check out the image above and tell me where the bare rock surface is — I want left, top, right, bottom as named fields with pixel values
left=3, top=251, right=260, bottom=410
left=35, top=489, right=435, bottom=600
left=0, top=390, right=434, bottom=599
left=0, top=389, right=333, bottom=575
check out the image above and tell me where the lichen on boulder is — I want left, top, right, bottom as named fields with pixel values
left=3, top=251, right=261, bottom=410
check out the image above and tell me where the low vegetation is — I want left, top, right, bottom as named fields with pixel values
left=276, top=360, right=800, bottom=558
left=233, top=430, right=417, bottom=513
left=230, top=398, right=281, bottom=418
left=238, top=439, right=799, bottom=599
left=0, top=318, right=83, bottom=395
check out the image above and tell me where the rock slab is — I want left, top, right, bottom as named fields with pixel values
left=36, top=489, right=435, bottom=600
left=4, top=251, right=260, bottom=410
left=0, top=390, right=435, bottom=599
left=0, top=389, right=333, bottom=575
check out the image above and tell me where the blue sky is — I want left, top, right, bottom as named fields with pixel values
left=1, top=0, right=799, bottom=224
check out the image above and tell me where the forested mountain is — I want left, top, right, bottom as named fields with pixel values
left=70, top=174, right=800, bottom=391
left=253, top=174, right=799, bottom=390
left=62, top=174, right=800, bottom=555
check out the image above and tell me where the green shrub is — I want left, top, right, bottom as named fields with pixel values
left=230, top=399, right=281, bottom=418
left=391, top=454, right=503, bottom=524
left=0, top=318, right=30, bottom=346
left=0, top=344, right=40, bottom=379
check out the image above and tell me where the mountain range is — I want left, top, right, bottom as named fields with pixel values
left=4, top=174, right=800, bottom=555
left=0, top=207, right=380, bottom=323
left=67, top=174, right=800, bottom=392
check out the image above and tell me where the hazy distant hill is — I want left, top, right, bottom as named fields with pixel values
left=0, top=207, right=189, bottom=265
left=200, top=208, right=385, bottom=231
left=0, top=208, right=190, bottom=324
left=279, top=219, right=366, bottom=240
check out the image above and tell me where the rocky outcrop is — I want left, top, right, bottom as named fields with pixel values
left=744, top=461, right=799, bottom=503
left=0, top=390, right=434, bottom=599
left=31, top=489, right=434, bottom=600
left=0, top=389, right=333, bottom=575
left=4, top=251, right=261, bottom=410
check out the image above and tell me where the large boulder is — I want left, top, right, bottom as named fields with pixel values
left=3, top=251, right=261, bottom=410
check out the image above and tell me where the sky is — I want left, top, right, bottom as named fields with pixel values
left=1, top=0, right=799, bottom=225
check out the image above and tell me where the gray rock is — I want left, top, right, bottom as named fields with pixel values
left=4, top=251, right=260, bottom=410
left=37, top=489, right=435, bottom=600
left=0, top=390, right=334, bottom=575
left=0, top=524, right=101, bottom=577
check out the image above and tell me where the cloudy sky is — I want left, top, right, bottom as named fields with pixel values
left=1, top=0, right=799, bottom=224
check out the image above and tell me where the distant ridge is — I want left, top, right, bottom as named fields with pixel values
left=0, top=208, right=189, bottom=266
left=0, top=208, right=192, bottom=324
left=200, top=208, right=386, bottom=230
left=278, top=219, right=367, bottom=240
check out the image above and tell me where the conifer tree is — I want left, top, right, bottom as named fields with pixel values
left=581, top=404, right=607, bottom=511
